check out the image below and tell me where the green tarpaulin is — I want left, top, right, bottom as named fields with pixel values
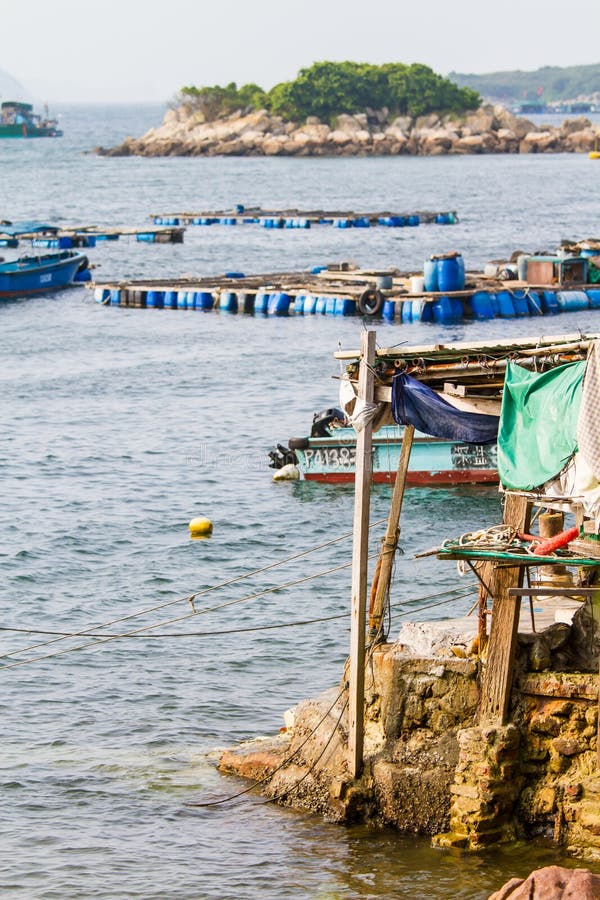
left=497, top=360, right=586, bottom=490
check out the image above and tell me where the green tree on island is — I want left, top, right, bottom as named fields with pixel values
left=177, top=61, right=480, bottom=122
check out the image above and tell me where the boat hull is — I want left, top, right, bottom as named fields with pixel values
left=0, top=252, right=87, bottom=298
left=0, top=124, right=62, bottom=138
left=291, top=426, right=498, bottom=486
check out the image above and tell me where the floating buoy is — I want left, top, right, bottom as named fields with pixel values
left=189, top=517, right=213, bottom=537
left=272, top=464, right=300, bottom=482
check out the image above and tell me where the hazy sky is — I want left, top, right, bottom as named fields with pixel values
left=3, top=0, right=600, bottom=104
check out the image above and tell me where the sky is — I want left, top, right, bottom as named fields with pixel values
left=2, top=0, right=600, bottom=104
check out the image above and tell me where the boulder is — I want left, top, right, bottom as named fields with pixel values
left=487, top=865, right=600, bottom=899
left=519, top=130, right=561, bottom=153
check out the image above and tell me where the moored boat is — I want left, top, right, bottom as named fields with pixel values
left=0, top=250, right=90, bottom=299
left=0, top=101, right=62, bottom=138
left=272, top=421, right=498, bottom=485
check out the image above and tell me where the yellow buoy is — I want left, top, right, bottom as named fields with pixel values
left=189, top=516, right=213, bottom=537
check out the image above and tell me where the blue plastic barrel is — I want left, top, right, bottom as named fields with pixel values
left=411, top=299, right=433, bottom=322
left=586, top=289, right=600, bottom=309
left=334, top=218, right=351, bottom=228
left=303, top=295, right=317, bottom=314
left=268, top=292, right=291, bottom=315
left=470, top=291, right=495, bottom=319
left=354, top=217, right=370, bottom=228
left=315, top=296, right=327, bottom=314
left=196, top=291, right=214, bottom=311
left=511, top=290, right=530, bottom=317
left=497, top=290, right=516, bottom=318
left=423, top=259, right=439, bottom=292
left=324, top=297, right=336, bottom=315
left=335, top=297, right=356, bottom=316
left=110, top=289, right=121, bottom=306
left=407, top=215, right=420, bottom=226
left=437, top=255, right=465, bottom=292
left=224, top=272, right=245, bottom=279
left=382, top=300, right=396, bottom=319
left=254, top=292, right=269, bottom=314
left=177, top=290, right=188, bottom=310
left=82, top=235, right=96, bottom=247
left=311, top=266, right=327, bottom=275
left=94, top=287, right=109, bottom=303
left=525, top=291, right=543, bottom=315
left=146, top=290, right=164, bottom=309
left=136, top=233, right=155, bottom=243
left=401, top=301, right=413, bottom=323
left=541, top=291, right=559, bottom=314
left=556, top=291, right=589, bottom=312
left=432, top=296, right=462, bottom=323
left=294, top=295, right=305, bottom=314
left=163, top=290, right=177, bottom=309
left=58, top=236, right=73, bottom=248
left=220, top=291, right=238, bottom=313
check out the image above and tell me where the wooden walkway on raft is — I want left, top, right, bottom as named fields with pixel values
left=88, top=261, right=600, bottom=322
left=0, top=224, right=184, bottom=248
left=150, top=205, right=458, bottom=228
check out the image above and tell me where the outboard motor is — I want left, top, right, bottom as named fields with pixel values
left=268, top=444, right=298, bottom=469
left=310, top=407, right=348, bottom=437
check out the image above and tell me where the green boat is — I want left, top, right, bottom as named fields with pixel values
left=0, top=101, right=62, bottom=138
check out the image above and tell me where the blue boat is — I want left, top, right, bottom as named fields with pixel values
left=0, top=250, right=89, bottom=299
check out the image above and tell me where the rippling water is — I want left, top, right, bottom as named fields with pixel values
left=2, top=105, right=600, bottom=898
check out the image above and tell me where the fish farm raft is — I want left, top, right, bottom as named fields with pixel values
left=91, top=242, right=600, bottom=323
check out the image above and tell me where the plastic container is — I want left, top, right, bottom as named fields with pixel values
left=423, top=259, right=439, bottom=292
left=163, top=290, right=177, bottom=309
left=146, top=290, right=164, bottom=309
left=268, top=292, right=291, bottom=315
left=401, top=300, right=413, bottom=323
left=410, top=275, right=425, bottom=293
left=254, top=292, right=269, bottom=314
left=586, top=289, right=600, bottom=309
left=437, top=255, right=465, bottom=292
left=219, top=291, right=238, bottom=313
left=293, top=295, right=305, bottom=314
left=176, top=290, right=188, bottom=310
left=315, top=296, right=327, bottom=314
left=432, top=296, right=463, bottom=323
left=525, top=291, right=543, bottom=315
left=470, top=291, right=496, bottom=319
left=407, top=215, right=420, bottom=226
left=541, top=291, right=559, bottom=315
left=238, top=291, right=255, bottom=314
left=511, top=290, right=530, bottom=317
left=382, top=300, right=396, bottom=319
left=556, top=291, right=589, bottom=312
left=517, top=255, right=529, bottom=282
left=325, top=296, right=337, bottom=315
left=303, top=295, right=317, bottom=314
left=411, top=299, right=433, bottom=322
left=196, top=291, right=214, bottom=311
left=335, top=297, right=356, bottom=316
left=496, top=290, right=516, bottom=318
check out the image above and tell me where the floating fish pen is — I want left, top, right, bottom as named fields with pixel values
left=150, top=205, right=458, bottom=229
left=89, top=246, right=600, bottom=322
left=0, top=221, right=184, bottom=249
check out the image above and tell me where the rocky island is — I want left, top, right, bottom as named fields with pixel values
left=98, top=104, right=600, bottom=159
left=97, top=59, right=600, bottom=158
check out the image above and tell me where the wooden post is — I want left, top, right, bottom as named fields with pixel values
left=368, top=424, right=415, bottom=641
left=479, top=493, right=532, bottom=725
left=348, top=329, right=376, bottom=779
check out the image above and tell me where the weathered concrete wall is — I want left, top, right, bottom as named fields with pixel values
left=218, top=613, right=600, bottom=861
left=97, top=104, right=600, bottom=158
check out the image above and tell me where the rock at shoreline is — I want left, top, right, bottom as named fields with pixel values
left=488, top=865, right=600, bottom=899
left=96, top=104, right=600, bottom=158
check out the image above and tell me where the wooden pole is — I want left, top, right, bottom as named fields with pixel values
left=368, top=424, right=415, bottom=641
left=479, top=493, right=531, bottom=725
left=348, top=329, right=376, bottom=779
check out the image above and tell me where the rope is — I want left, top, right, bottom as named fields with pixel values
left=0, top=521, right=387, bottom=662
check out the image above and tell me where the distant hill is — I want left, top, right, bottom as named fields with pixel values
left=0, top=68, right=29, bottom=102
left=449, top=63, right=600, bottom=104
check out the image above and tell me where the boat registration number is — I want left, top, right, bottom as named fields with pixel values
left=40, top=274, right=52, bottom=284
left=303, top=447, right=356, bottom=469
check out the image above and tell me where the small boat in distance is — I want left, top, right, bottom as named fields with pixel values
left=269, top=410, right=498, bottom=486
left=0, top=251, right=90, bottom=299
left=0, top=101, right=62, bottom=138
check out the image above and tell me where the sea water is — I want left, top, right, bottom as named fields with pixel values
left=1, top=104, right=600, bottom=898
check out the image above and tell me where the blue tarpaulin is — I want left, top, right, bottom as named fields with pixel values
left=391, top=372, right=500, bottom=443
left=0, top=221, right=58, bottom=237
